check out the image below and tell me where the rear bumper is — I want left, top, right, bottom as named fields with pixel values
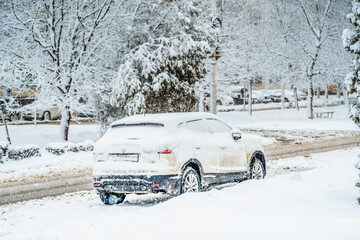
left=93, top=174, right=181, bottom=195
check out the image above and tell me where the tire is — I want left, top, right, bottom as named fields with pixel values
left=9, top=114, right=19, bottom=122
left=43, top=111, right=51, bottom=121
left=284, top=98, right=289, bottom=103
left=249, top=158, right=265, bottom=180
left=180, top=167, right=201, bottom=194
left=100, top=192, right=126, bottom=205
left=100, top=191, right=110, bottom=205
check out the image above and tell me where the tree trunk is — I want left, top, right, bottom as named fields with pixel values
left=243, top=81, right=246, bottom=111
left=317, top=87, right=320, bottom=99
left=307, top=79, right=314, bottom=119
left=199, top=91, right=204, bottom=112
left=248, top=80, right=252, bottom=116
left=337, top=83, right=341, bottom=98
left=281, top=79, right=285, bottom=110
left=60, top=108, right=71, bottom=141
left=293, top=87, right=299, bottom=111
left=324, top=83, right=328, bottom=109
left=2, top=114, right=11, bottom=145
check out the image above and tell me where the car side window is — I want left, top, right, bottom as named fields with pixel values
left=186, top=119, right=209, bottom=133
left=206, top=119, right=231, bottom=133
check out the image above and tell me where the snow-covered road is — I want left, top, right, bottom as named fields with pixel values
left=1, top=148, right=360, bottom=240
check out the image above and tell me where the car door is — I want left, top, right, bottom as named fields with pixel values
left=183, top=119, right=221, bottom=185
left=206, top=118, right=247, bottom=182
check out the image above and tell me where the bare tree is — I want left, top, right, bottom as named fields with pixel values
left=7, top=0, right=117, bottom=140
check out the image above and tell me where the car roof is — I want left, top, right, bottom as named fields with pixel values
left=111, top=112, right=223, bottom=129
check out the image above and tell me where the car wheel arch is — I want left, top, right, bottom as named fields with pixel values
left=180, top=159, right=204, bottom=183
left=249, top=151, right=266, bottom=176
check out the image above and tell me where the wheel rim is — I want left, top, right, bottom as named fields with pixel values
left=184, top=173, right=199, bottom=192
left=252, top=162, right=263, bottom=180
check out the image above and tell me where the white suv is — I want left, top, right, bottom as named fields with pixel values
left=93, top=112, right=266, bottom=205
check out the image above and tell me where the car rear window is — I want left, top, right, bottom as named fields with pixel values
left=112, top=122, right=164, bottom=128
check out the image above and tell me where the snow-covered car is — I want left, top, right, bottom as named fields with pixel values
left=272, top=89, right=307, bottom=102
left=92, top=112, right=266, bottom=205
left=217, top=94, right=234, bottom=105
left=251, top=91, right=272, bottom=104
left=20, top=103, right=61, bottom=121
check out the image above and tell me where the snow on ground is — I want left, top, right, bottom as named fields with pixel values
left=1, top=148, right=360, bottom=240
left=0, top=124, right=100, bottom=147
left=219, top=105, right=358, bottom=131
left=0, top=151, right=92, bottom=182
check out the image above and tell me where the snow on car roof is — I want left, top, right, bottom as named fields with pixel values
left=111, top=112, right=222, bottom=128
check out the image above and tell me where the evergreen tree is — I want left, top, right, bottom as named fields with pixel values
left=343, top=0, right=360, bottom=204
left=343, top=0, right=360, bottom=125
left=111, top=0, right=211, bottom=115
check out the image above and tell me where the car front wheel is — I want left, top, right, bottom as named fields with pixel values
left=249, top=159, right=265, bottom=180
left=181, top=167, right=200, bottom=194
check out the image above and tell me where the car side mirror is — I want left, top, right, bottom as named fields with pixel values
left=231, top=128, right=242, bottom=140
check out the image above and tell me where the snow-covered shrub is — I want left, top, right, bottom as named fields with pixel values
left=45, top=141, right=94, bottom=156
left=343, top=0, right=360, bottom=126
left=0, top=142, right=9, bottom=163
left=7, top=145, right=41, bottom=160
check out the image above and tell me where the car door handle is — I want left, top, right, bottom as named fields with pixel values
left=195, top=146, right=201, bottom=150
left=220, top=146, right=227, bottom=149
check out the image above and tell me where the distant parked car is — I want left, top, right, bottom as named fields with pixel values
left=92, top=112, right=266, bottom=205
left=217, top=94, right=234, bottom=106
left=230, top=87, right=247, bottom=105
left=20, top=103, right=61, bottom=121
left=0, top=97, right=22, bottom=121
left=252, top=91, right=272, bottom=104
left=272, top=89, right=307, bottom=102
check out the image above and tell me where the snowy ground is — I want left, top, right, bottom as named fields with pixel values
left=219, top=105, right=357, bottom=131
left=1, top=148, right=360, bottom=240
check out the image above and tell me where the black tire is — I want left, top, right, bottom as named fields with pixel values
left=284, top=98, right=289, bottom=102
left=249, top=158, right=265, bottom=180
left=100, top=192, right=126, bottom=205
left=100, top=191, right=110, bottom=205
left=9, top=114, right=19, bottom=122
left=180, top=167, right=201, bottom=194
left=43, top=111, right=51, bottom=121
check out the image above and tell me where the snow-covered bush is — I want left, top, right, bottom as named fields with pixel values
left=343, top=0, right=360, bottom=126
left=7, top=145, right=41, bottom=160
left=45, top=141, right=94, bottom=156
left=0, top=142, right=9, bottom=163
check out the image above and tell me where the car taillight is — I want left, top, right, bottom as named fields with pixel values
left=158, top=148, right=172, bottom=154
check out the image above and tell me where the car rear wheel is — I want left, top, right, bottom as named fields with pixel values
left=181, top=167, right=200, bottom=194
left=100, top=192, right=126, bottom=205
left=249, top=158, right=265, bottom=180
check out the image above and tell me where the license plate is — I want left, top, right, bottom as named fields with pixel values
left=110, top=154, right=139, bottom=162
